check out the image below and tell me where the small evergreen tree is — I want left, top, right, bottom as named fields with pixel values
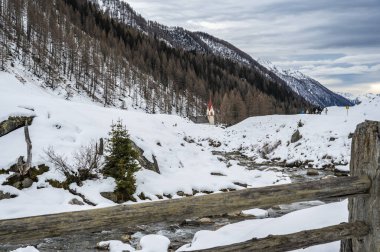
left=103, top=120, right=139, bottom=201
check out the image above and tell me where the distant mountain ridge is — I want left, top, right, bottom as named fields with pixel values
left=258, top=60, right=355, bottom=108
left=93, top=0, right=352, bottom=108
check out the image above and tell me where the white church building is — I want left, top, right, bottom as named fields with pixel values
left=207, top=99, right=215, bottom=125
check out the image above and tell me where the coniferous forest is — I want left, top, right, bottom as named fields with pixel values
left=0, top=0, right=314, bottom=124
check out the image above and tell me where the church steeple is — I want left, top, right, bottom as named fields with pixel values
left=206, top=96, right=215, bottom=125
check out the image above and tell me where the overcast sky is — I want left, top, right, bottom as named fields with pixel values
left=126, top=0, right=380, bottom=94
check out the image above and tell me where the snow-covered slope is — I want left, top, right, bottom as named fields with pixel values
left=195, top=32, right=251, bottom=65
left=258, top=59, right=353, bottom=108
left=0, top=70, right=287, bottom=219
left=1, top=68, right=379, bottom=251
left=2, top=67, right=380, bottom=217
left=220, top=92, right=380, bottom=170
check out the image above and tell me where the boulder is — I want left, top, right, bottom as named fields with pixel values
left=68, top=198, right=85, bottom=206
left=180, top=219, right=200, bottom=226
left=0, top=116, right=34, bottom=137
left=22, top=178, right=34, bottom=188
left=176, top=191, right=185, bottom=197
left=227, top=211, right=243, bottom=217
left=129, top=140, right=160, bottom=174
left=0, top=190, right=17, bottom=200
left=208, top=139, right=222, bottom=147
left=198, top=217, right=213, bottom=224
left=291, top=130, right=302, bottom=143
left=100, top=192, right=118, bottom=203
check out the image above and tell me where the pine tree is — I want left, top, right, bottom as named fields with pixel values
left=103, top=120, right=139, bottom=201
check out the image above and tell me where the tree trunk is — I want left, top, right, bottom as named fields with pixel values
left=23, top=122, right=32, bottom=175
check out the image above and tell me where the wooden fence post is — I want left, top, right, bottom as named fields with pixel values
left=341, top=120, right=380, bottom=252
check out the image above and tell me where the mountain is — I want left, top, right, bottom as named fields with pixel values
left=0, top=0, right=314, bottom=126
left=337, top=92, right=362, bottom=105
left=93, top=0, right=352, bottom=108
left=258, top=60, right=354, bottom=108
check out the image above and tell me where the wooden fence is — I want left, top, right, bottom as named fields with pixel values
left=0, top=120, right=379, bottom=251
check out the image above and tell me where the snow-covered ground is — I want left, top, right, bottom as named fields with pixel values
left=0, top=70, right=288, bottom=219
left=220, top=93, right=380, bottom=170
left=1, top=68, right=379, bottom=251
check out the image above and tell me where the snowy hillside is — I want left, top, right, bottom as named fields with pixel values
left=1, top=67, right=379, bottom=251
left=0, top=70, right=288, bottom=219
left=221, top=95, right=380, bottom=170
left=258, top=59, right=353, bottom=108
left=195, top=32, right=251, bottom=65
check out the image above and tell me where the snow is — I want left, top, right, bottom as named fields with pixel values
left=178, top=200, right=348, bottom=251
left=98, top=240, right=135, bottom=252
left=10, top=246, right=39, bottom=252
left=0, top=70, right=287, bottom=219
left=216, top=95, right=380, bottom=168
left=139, top=235, right=170, bottom=252
left=242, top=208, right=268, bottom=218
left=1, top=67, right=379, bottom=252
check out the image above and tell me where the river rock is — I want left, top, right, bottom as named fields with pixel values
left=306, top=169, right=319, bottom=176
left=227, top=211, right=242, bottom=217
left=198, top=217, right=213, bottom=224
left=180, top=219, right=199, bottom=226
left=121, top=234, right=132, bottom=242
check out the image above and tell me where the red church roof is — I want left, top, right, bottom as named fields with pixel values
left=208, top=99, right=213, bottom=110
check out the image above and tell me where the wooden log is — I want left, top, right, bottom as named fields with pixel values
left=0, top=175, right=370, bottom=244
left=341, top=121, right=380, bottom=252
left=192, top=222, right=369, bottom=252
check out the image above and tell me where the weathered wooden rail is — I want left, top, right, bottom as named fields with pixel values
left=0, top=176, right=370, bottom=244
left=0, top=120, right=379, bottom=252
left=192, top=222, right=369, bottom=252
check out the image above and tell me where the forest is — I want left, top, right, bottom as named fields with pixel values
left=0, top=0, right=313, bottom=124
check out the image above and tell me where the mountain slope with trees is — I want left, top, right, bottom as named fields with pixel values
left=92, top=0, right=352, bottom=109
left=0, top=0, right=313, bottom=125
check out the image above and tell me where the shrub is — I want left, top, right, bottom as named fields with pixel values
left=45, top=141, right=103, bottom=186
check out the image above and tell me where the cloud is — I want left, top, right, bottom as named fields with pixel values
left=124, top=0, right=380, bottom=94
left=186, top=20, right=249, bottom=31
left=332, top=82, right=380, bottom=94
